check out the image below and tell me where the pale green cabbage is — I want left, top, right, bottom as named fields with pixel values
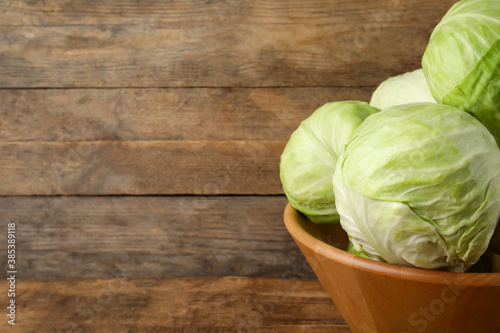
left=422, top=0, right=500, bottom=145
left=333, top=103, right=500, bottom=272
left=347, top=242, right=372, bottom=259
left=370, top=69, right=436, bottom=110
left=280, top=101, right=378, bottom=224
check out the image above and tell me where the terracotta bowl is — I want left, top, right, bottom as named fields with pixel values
left=284, top=203, right=500, bottom=333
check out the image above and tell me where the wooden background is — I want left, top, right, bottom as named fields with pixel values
left=0, top=0, right=459, bottom=331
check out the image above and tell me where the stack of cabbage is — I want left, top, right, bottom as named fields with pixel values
left=280, top=0, right=500, bottom=272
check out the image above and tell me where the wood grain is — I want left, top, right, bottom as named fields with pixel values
left=0, top=140, right=285, bottom=195
left=0, top=87, right=376, bottom=195
left=0, top=87, right=373, bottom=142
left=0, top=0, right=458, bottom=88
left=0, top=196, right=317, bottom=279
left=0, top=276, right=349, bottom=332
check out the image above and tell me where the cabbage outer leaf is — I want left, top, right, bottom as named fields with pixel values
left=443, top=39, right=500, bottom=145
left=422, top=0, right=500, bottom=144
left=370, top=69, right=436, bottom=110
left=423, top=0, right=500, bottom=101
left=280, top=101, right=378, bottom=224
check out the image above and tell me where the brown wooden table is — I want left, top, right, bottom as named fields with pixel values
left=1, top=277, right=349, bottom=332
left=0, top=0, right=458, bottom=331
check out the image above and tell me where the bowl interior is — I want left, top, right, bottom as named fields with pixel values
left=295, top=211, right=349, bottom=251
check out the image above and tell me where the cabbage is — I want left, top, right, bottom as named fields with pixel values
left=333, top=103, right=500, bottom=272
left=280, top=101, right=378, bottom=224
left=347, top=242, right=372, bottom=259
left=490, top=224, right=500, bottom=253
left=370, top=69, right=436, bottom=110
left=422, top=0, right=500, bottom=145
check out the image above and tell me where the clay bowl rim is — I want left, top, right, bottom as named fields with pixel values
left=284, top=203, right=500, bottom=287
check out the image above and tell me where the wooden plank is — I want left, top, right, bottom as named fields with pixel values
left=0, top=0, right=458, bottom=27
left=0, top=87, right=374, bottom=142
left=0, top=140, right=284, bottom=195
left=0, top=0, right=458, bottom=88
left=0, top=277, right=350, bottom=332
left=0, top=196, right=320, bottom=279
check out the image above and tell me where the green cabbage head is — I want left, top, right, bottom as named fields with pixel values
left=280, top=101, right=378, bottom=224
left=422, top=0, right=500, bottom=145
left=333, top=103, right=500, bottom=272
left=370, top=69, right=436, bottom=110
